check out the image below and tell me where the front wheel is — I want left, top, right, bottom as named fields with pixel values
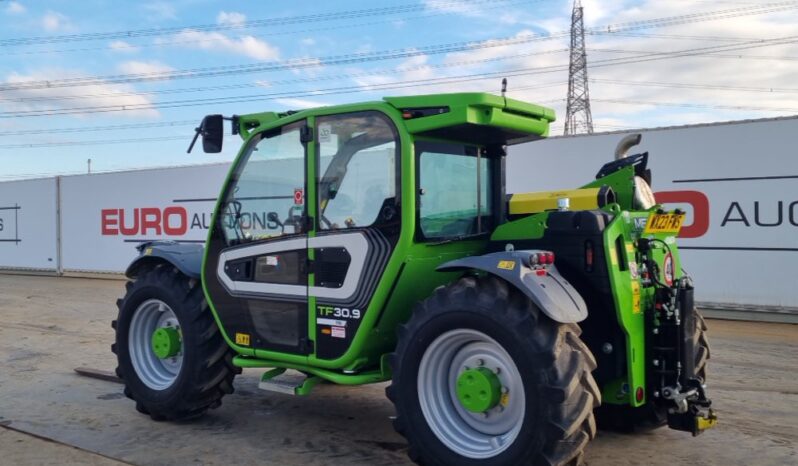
left=387, top=276, right=600, bottom=466
left=112, top=264, right=239, bottom=420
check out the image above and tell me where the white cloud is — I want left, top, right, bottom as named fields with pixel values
left=117, top=60, right=174, bottom=75
left=109, top=40, right=139, bottom=53
left=275, top=98, right=329, bottom=109
left=5, top=1, right=26, bottom=14
left=169, top=29, right=280, bottom=61
left=254, top=80, right=271, bottom=88
left=300, top=38, right=316, bottom=46
left=42, top=10, right=71, bottom=32
left=0, top=69, right=160, bottom=118
left=217, top=11, right=246, bottom=26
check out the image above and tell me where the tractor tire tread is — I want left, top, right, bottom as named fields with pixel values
left=388, top=275, right=597, bottom=466
left=113, top=264, right=237, bottom=421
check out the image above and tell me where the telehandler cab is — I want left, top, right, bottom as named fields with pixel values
left=114, top=93, right=715, bottom=465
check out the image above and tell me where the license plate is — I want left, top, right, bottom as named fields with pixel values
left=643, top=213, right=685, bottom=234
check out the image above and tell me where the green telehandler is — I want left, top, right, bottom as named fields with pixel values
left=113, top=93, right=715, bottom=465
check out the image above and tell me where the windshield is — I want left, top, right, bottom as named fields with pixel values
left=221, top=122, right=305, bottom=245
left=417, top=141, right=493, bottom=239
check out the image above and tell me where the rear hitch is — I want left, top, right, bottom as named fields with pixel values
left=648, top=275, right=718, bottom=435
left=663, top=378, right=717, bottom=435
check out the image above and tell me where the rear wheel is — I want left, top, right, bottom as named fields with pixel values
left=112, top=264, right=239, bottom=420
left=596, top=310, right=710, bottom=432
left=388, top=276, right=599, bottom=466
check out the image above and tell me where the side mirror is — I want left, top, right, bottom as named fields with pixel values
left=201, top=114, right=224, bottom=153
left=187, top=114, right=224, bottom=154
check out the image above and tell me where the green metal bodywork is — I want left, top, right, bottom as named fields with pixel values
left=197, top=92, right=683, bottom=410
left=492, top=165, right=682, bottom=407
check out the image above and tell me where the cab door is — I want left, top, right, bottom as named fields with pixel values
left=203, top=120, right=312, bottom=355
left=309, top=111, right=401, bottom=359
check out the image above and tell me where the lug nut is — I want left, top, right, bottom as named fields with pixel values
left=653, top=359, right=660, bottom=367
left=500, top=386, right=509, bottom=394
left=602, top=343, right=613, bottom=354
left=477, top=359, right=485, bottom=366
left=653, top=328, right=659, bottom=335
left=494, top=367, right=501, bottom=375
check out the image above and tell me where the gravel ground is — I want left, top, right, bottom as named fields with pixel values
left=0, top=274, right=795, bottom=465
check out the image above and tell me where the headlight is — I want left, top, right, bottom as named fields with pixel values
left=633, top=176, right=656, bottom=210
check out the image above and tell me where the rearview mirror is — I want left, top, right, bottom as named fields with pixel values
left=201, top=114, right=224, bottom=153
left=187, top=114, right=224, bottom=154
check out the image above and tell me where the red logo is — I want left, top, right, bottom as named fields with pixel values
left=654, top=190, right=710, bottom=239
left=293, top=188, right=304, bottom=205
left=101, top=207, right=188, bottom=236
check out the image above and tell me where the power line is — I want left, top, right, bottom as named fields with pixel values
left=2, top=2, right=795, bottom=93
left=590, top=2, right=798, bottom=33
left=0, top=33, right=569, bottom=92
left=2, top=0, right=536, bottom=56
left=592, top=98, right=798, bottom=113
left=0, top=70, right=570, bottom=118
left=0, top=135, right=186, bottom=149
left=0, top=1, right=516, bottom=47
left=0, top=49, right=568, bottom=104
left=589, top=47, right=798, bottom=62
left=0, top=120, right=196, bottom=136
left=0, top=81, right=567, bottom=136
left=5, top=34, right=797, bottom=118
left=591, top=78, right=798, bottom=94
left=591, top=31, right=765, bottom=43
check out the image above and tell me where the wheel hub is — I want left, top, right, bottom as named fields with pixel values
left=456, top=367, right=502, bottom=413
left=151, top=326, right=181, bottom=359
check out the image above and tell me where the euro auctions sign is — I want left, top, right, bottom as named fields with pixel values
left=60, top=164, right=230, bottom=273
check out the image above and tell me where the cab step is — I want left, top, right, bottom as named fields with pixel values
left=258, top=368, right=321, bottom=396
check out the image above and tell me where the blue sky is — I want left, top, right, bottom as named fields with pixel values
left=1, top=0, right=797, bottom=180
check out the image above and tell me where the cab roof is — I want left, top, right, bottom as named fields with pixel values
left=236, top=92, right=556, bottom=145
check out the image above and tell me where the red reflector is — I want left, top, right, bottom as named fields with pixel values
left=547, top=252, right=555, bottom=264
left=636, top=387, right=645, bottom=402
left=535, top=269, right=547, bottom=276
left=402, top=111, right=412, bottom=119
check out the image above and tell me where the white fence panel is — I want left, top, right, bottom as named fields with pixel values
left=0, top=178, right=58, bottom=271
left=60, top=164, right=230, bottom=273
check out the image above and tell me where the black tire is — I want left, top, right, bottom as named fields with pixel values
left=112, top=263, right=239, bottom=421
left=387, top=276, right=600, bottom=466
left=595, top=310, right=710, bottom=432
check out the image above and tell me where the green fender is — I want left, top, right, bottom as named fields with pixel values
left=437, top=250, right=588, bottom=323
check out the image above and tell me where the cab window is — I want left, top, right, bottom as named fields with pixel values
left=317, top=112, right=399, bottom=230
left=417, top=141, right=493, bottom=239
